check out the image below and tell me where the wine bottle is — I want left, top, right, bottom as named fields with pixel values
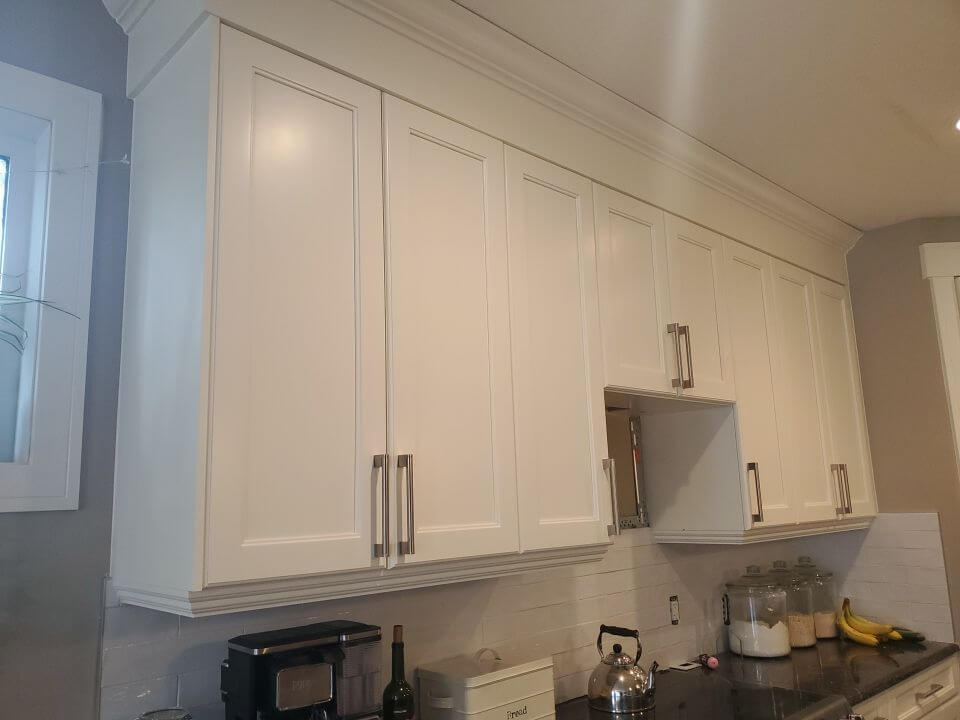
left=383, top=625, right=415, bottom=720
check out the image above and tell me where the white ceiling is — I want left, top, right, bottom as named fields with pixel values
left=453, top=0, right=960, bottom=231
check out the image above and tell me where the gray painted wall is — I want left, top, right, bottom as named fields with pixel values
left=0, top=0, right=131, bottom=717
left=847, top=217, right=960, bottom=636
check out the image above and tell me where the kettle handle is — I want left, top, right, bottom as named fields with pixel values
left=597, top=624, right=642, bottom=665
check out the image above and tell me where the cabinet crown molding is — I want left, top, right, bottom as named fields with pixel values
left=100, top=0, right=153, bottom=33
left=105, top=0, right=860, bottom=255
left=344, top=0, right=862, bottom=254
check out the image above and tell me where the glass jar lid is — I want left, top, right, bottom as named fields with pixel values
left=769, top=560, right=809, bottom=588
left=794, top=556, right=833, bottom=581
left=725, top=565, right=779, bottom=592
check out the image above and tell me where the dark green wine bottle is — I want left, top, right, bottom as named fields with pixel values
left=383, top=625, right=415, bottom=720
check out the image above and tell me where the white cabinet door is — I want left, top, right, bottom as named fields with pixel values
left=594, top=185, right=674, bottom=394
left=812, top=277, right=877, bottom=519
left=723, top=240, right=794, bottom=527
left=206, top=29, right=386, bottom=583
left=505, top=148, right=610, bottom=550
left=384, top=97, right=519, bottom=565
left=665, top=215, right=736, bottom=401
left=770, top=260, right=839, bottom=523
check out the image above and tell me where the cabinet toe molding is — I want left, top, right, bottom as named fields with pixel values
left=114, top=542, right=610, bottom=617
left=653, top=517, right=873, bottom=545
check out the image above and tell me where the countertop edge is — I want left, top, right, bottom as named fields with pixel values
left=851, top=642, right=959, bottom=704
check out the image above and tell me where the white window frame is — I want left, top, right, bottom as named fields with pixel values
left=0, top=61, right=101, bottom=511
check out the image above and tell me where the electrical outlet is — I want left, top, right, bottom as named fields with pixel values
left=669, top=595, right=680, bottom=625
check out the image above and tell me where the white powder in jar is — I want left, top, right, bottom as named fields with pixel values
left=787, top=612, right=817, bottom=647
left=728, top=619, right=791, bottom=657
left=814, top=610, right=838, bottom=638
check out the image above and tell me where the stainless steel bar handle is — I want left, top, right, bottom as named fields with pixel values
left=398, top=454, right=415, bottom=555
left=680, top=324, right=694, bottom=389
left=604, top=458, right=621, bottom=536
left=747, top=462, right=763, bottom=523
left=916, top=683, right=944, bottom=701
left=841, top=463, right=853, bottom=514
left=372, top=454, right=389, bottom=558
left=667, top=323, right=683, bottom=388
left=831, top=464, right=845, bottom=516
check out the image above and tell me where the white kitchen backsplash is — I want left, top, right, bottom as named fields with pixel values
left=840, top=512, right=953, bottom=643
left=98, top=513, right=954, bottom=720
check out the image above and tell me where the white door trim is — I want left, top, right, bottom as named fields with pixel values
left=920, top=243, right=960, bottom=487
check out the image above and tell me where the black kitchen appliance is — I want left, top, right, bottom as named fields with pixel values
left=220, top=620, right=382, bottom=720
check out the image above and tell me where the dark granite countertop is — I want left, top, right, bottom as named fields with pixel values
left=557, top=671, right=850, bottom=720
left=556, top=640, right=958, bottom=720
left=716, top=639, right=959, bottom=706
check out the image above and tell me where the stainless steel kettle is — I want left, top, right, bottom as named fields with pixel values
left=587, top=625, right=658, bottom=713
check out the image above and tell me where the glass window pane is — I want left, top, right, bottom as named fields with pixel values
left=0, top=108, right=50, bottom=463
left=0, top=155, right=7, bottom=244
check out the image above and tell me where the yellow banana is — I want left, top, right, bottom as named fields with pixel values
left=885, top=630, right=904, bottom=641
left=846, top=612, right=894, bottom=636
left=842, top=599, right=894, bottom=636
left=838, top=610, right=880, bottom=646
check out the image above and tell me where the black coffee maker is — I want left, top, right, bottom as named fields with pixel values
left=220, top=620, right=382, bottom=720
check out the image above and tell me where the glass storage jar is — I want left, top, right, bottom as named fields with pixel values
left=723, top=565, right=790, bottom=658
left=795, top=556, right=839, bottom=638
left=769, top=560, right=816, bottom=647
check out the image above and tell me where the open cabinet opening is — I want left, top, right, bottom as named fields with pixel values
left=605, top=390, right=746, bottom=538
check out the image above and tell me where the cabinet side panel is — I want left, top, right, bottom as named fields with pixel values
left=642, top=405, right=745, bottom=534
left=112, top=18, right=220, bottom=594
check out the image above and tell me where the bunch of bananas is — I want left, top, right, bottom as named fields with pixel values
left=838, top=598, right=925, bottom=646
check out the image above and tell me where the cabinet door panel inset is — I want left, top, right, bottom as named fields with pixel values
left=594, top=186, right=673, bottom=394
left=724, top=240, right=793, bottom=527
left=813, top=277, right=877, bottom=519
left=385, top=97, right=518, bottom=564
left=771, top=261, right=836, bottom=523
left=506, top=149, right=609, bottom=550
left=665, top=215, right=735, bottom=401
left=207, top=30, right=385, bottom=583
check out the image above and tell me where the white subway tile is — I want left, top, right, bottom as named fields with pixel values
left=912, top=621, right=955, bottom=643
left=178, top=667, right=221, bottom=708
left=100, top=510, right=955, bottom=717
left=100, top=676, right=178, bottom=720
left=182, top=702, right=223, bottom=720
left=907, top=566, right=949, bottom=588
left=911, top=603, right=953, bottom=624
left=103, top=605, right=179, bottom=649
left=874, top=512, right=940, bottom=532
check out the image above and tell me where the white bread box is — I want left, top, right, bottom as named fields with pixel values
left=417, top=649, right=555, bottom=720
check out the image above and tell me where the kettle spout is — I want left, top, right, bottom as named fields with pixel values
left=645, top=661, right=659, bottom=696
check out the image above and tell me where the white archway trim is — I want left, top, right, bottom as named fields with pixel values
left=921, top=242, right=960, bottom=482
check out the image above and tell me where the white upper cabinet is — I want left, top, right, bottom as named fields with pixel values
left=812, top=277, right=878, bottom=519
left=114, top=18, right=877, bottom=613
left=665, top=215, right=736, bottom=401
left=205, top=29, right=386, bottom=583
left=594, top=186, right=674, bottom=395
left=505, top=149, right=611, bottom=550
left=723, top=240, right=793, bottom=528
left=383, top=97, right=519, bottom=564
left=770, top=260, right=839, bottom=523
left=644, top=247, right=875, bottom=544
left=113, top=27, right=610, bottom=617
